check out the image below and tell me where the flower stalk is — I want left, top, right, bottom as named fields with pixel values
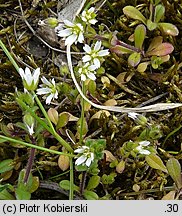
left=34, top=93, right=73, bottom=152
left=79, top=82, right=86, bottom=144
left=0, top=135, right=75, bottom=157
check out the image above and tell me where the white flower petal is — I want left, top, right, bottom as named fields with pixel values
left=135, top=145, right=142, bottom=151
left=41, top=76, right=51, bottom=86
left=128, top=112, right=139, bottom=120
left=89, top=19, right=97, bottom=25
left=57, top=28, right=72, bottom=37
left=81, top=17, right=87, bottom=22
left=46, top=94, right=54, bottom=104
left=94, top=41, right=102, bottom=51
left=75, top=155, right=87, bottom=166
left=77, top=32, right=84, bottom=43
left=64, top=20, right=74, bottom=27
left=82, top=55, right=91, bottom=62
left=83, top=44, right=92, bottom=53
left=81, top=74, right=86, bottom=81
left=139, top=149, right=150, bottom=155
left=51, top=78, right=56, bottom=86
left=37, top=87, right=51, bottom=95
left=88, top=7, right=95, bottom=13
left=90, top=152, right=94, bottom=161
left=139, top=141, right=150, bottom=146
left=26, top=124, right=34, bottom=136
left=87, top=72, right=96, bottom=80
left=54, top=90, right=58, bottom=99
left=19, top=68, right=25, bottom=79
left=85, top=157, right=92, bottom=167
left=88, top=64, right=97, bottom=71
left=74, top=148, right=85, bottom=153
left=81, top=10, right=86, bottom=17
left=33, top=68, right=40, bottom=84
left=25, top=67, right=31, bottom=77
left=55, top=24, right=64, bottom=32
left=24, top=67, right=33, bottom=86
left=93, top=58, right=100, bottom=68
left=65, top=34, right=77, bottom=45
left=98, top=49, right=110, bottom=57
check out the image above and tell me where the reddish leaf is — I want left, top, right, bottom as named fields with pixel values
left=146, top=43, right=174, bottom=56
left=147, top=36, right=163, bottom=52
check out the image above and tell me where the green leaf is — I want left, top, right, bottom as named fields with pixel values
left=151, top=56, right=163, bottom=69
left=154, top=4, right=165, bottom=23
left=110, top=45, right=133, bottom=55
left=15, top=186, right=31, bottom=200
left=77, top=117, right=88, bottom=137
left=59, top=180, right=79, bottom=192
left=137, top=62, right=150, bottom=73
left=28, top=176, right=39, bottom=193
left=0, top=189, right=15, bottom=200
left=128, top=52, right=141, bottom=67
left=134, top=24, right=146, bottom=49
left=48, top=108, right=58, bottom=125
left=146, top=19, right=158, bottom=31
left=0, top=159, right=14, bottom=173
left=116, top=160, right=125, bottom=174
left=86, top=176, right=100, bottom=190
left=83, top=190, right=98, bottom=200
left=123, top=6, right=146, bottom=24
left=166, top=158, right=182, bottom=189
left=146, top=43, right=174, bottom=56
left=56, top=112, right=70, bottom=129
left=158, top=23, right=179, bottom=36
left=88, top=80, right=96, bottom=95
left=145, top=153, right=168, bottom=173
left=16, top=169, right=32, bottom=200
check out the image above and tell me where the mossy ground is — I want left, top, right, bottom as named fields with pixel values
left=0, top=0, right=182, bottom=200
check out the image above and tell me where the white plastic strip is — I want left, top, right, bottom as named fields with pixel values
left=0, top=200, right=181, bottom=216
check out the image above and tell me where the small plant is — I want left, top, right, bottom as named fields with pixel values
left=123, top=2, right=179, bottom=36
left=0, top=1, right=182, bottom=201
left=110, top=30, right=174, bottom=72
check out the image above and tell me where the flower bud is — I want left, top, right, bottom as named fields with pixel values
left=23, top=113, right=35, bottom=136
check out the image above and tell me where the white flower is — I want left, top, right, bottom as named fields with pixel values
left=128, top=112, right=148, bottom=126
left=81, top=7, right=97, bottom=25
left=26, top=124, right=34, bottom=136
left=74, top=146, right=89, bottom=153
left=36, top=77, right=58, bottom=104
left=19, top=67, right=40, bottom=91
left=74, top=146, right=94, bottom=167
left=128, top=112, right=139, bottom=120
left=78, top=62, right=97, bottom=81
left=82, top=41, right=109, bottom=68
left=135, top=141, right=151, bottom=155
left=57, top=20, right=84, bottom=45
left=23, top=113, right=35, bottom=136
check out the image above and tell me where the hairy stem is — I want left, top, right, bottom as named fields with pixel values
left=0, top=135, right=75, bottom=157
left=79, top=82, right=86, bottom=144
left=24, top=147, right=36, bottom=183
left=69, top=157, right=74, bottom=200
